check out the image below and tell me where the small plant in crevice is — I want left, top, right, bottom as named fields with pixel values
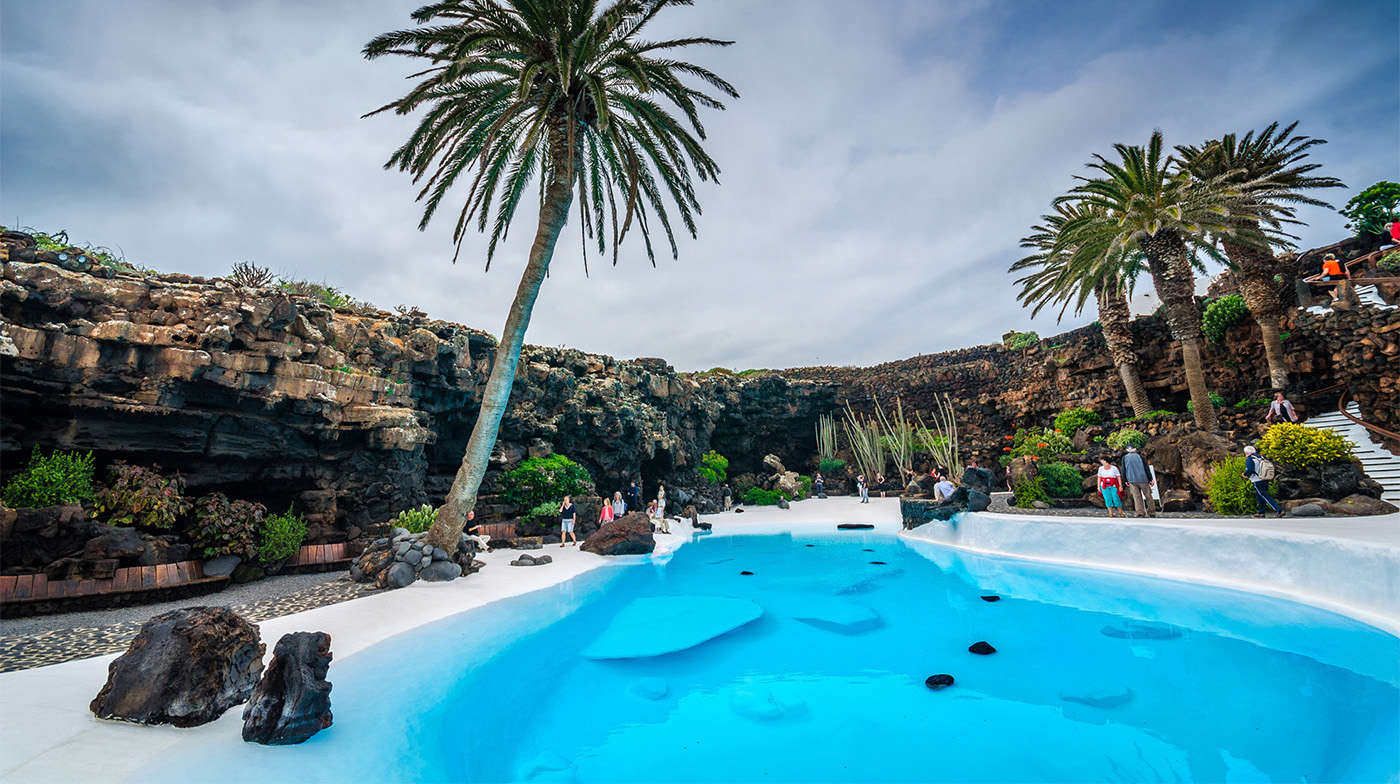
left=1202, top=294, right=1249, bottom=343
left=1, top=447, right=96, bottom=509
left=92, top=462, right=191, bottom=530
left=1003, top=331, right=1040, bottom=351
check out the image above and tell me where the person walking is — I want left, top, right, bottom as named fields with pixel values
left=857, top=474, right=869, bottom=503
left=1243, top=446, right=1284, bottom=517
left=559, top=496, right=578, bottom=547
left=720, top=482, right=732, bottom=511
left=1120, top=445, right=1155, bottom=518
left=1097, top=456, right=1126, bottom=518
left=625, top=481, right=641, bottom=514
left=1265, top=392, right=1298, bottom=424
left=611, top=491, right=627, bottom=519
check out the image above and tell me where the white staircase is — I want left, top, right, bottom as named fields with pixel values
left=1306, top=284, right=1397, bottom=314
left=1303, top=403, right=1400, bottom=504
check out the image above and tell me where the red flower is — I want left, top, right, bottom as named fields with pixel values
left=1004, top=435, right=1013, bottom=440
left=1054, top=429, right=1061, bottom=433
left=1003, top=447, right=1011, bottom=451
left=1037, top=442, right=1048, bottom=448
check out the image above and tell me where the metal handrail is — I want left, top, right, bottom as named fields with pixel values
left=1337, top=389, right=1400, bottom=444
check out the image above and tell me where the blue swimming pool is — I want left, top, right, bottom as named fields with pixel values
left=146, top=530, right=1400, bottom=783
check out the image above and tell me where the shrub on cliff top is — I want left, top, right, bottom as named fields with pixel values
left=1053, top=408, right=1101, bottom=435
left=498, top=454, right=593, bottom=510
left=2, top=447, right=95, bottom=509
left=1258, top=423, right=1353, bottom=468
left=258, top=510, right=307, bottom=565
left=92, top=462, right=191, bottom=530
left=1003, top=331, right=1040, bottom=351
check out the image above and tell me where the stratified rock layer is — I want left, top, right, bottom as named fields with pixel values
left=90, top=606, right=265, bottom=726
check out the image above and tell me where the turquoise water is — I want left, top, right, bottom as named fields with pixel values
left=146, top=531, right=1400, bottom=783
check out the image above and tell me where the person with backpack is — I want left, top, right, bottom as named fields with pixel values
left=1243, top=446, right=1283, bottom=517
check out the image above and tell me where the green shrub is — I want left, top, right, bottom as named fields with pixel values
left=258, top=510, right=307, bottom=565
left=1207, top=456, right=1275, bottom=515
left=1, top=447, right=96, bottom=508
left=697, top=450, right=729, bottom=485
left=1186, top=392, right=1226, bottom=413
left=1379, top=250, right=1400, bottom=272
left=525, top=501, right=561, bottom=522
left=1202, top=294, right=1250, bottom=343
left=497, top=454, right=593, bottom=510
left=817, top=457, right=846, bottom=475
left=1, top=226, right=132, bottom=271
left=1003, top=331, right=1040, bottom=351
left=391, top=503, right=437, bottom=533
left=1339, top=181, right=1400, bottom=236
left=731, top=473, right=758, bottom=498
left=1258, top=423, right=1354, bottom=468
left=1011, top=476, right=1049, bottom=508
left=1106, top=429, right=1148, bottom=451
left=1234, top=398, right=1270, bottom=408
left=92, top=462, right=190, bottom=530
left=1053, top=408, right=1101, bottom=435
left=189, top=493, right=264, bottom=559
left=743, top=487, right=789, bottom=506
left=998, top=454, right=1014, bottom=468
left=797, top=474, right=813, bottom=499
left=1008, top=427, right=1074, bottom=460
left=1036, top=462, right=1082, bottom=498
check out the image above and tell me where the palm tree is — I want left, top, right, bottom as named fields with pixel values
left=1176, top=122, right=1345, bottom=390
left=364, top=0, right=737, bottom=550
left=1012, top=201, right=1153, bottom=417
left=1059, top=131, right=1278, bottom=430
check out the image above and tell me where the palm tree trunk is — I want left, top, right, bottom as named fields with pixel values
left=1222, top=238, right=1288, bottom=390
left=1095, top=282, right=1151, bottom=417
left=426, top=133, right=577, bottom=551
left=1139, top=229, right=1217, bottom=430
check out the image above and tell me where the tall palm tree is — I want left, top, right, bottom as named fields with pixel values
left=364, top=0, right=737, bottom=550
left=1176, top=122, right=1345, bottom=390
left=1012, top=201, right=1153, bottom=417
left=1059, top=131, right=1277, bottom=430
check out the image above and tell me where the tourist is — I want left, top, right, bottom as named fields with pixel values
left=1317, top=253, right=1349, bottom=302
left=626, top=480, right=641, bottom=512
left=611, top=491, right=627, bottom=518
left=857, top=474, right=869, bottom=503
left=657, top=484, right=666, bottom=514
left=646, top=500, right=661, bottom=527
left=598, top=497, right=615, bottom=526
left=934, top=475, right=956, bottom=501
left=1097, top=457, right=1125, bottom=518
left=1120, top=445, right=1155, bottom=518
left=464, top=509, right=478, bottom=532
left=906, top=474, right=922, bottom=496
left=559, top=496, right=577, bottom=547
left=1243, top=446, right=1284, bottom=517
left=653, top=497, right=671, bottom=534
left=1265, top=392, right=1298, bottom=424
left=813, top=473, right=824, bottom=496
left=720, top=482, right=732, bottom=511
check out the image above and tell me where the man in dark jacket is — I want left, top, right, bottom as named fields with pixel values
left=1121, top=445, right=1155, bottom=517
left=1244, top=446, right=1284, bottom=517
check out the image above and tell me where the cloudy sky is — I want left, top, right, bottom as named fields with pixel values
left=3, top=0, right=1396, bottom=371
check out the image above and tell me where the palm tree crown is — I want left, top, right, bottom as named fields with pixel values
left=365, top=0, right=738, bottom=267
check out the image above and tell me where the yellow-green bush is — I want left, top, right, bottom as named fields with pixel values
left=1207, top=457, right=1260, bottom=515
left=1258, top=423, right=1353, bottom=468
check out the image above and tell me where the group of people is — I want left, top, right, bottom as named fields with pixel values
left=1093, top=446, right=1156, bottom=518
left=558, top=481, right=675, bottom=548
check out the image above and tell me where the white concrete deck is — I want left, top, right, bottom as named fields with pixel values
left=1, top=497, right=1396, bottom=782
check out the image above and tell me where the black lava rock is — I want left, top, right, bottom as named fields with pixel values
left=980, top=595, right=1001, bottom=603
left=242, top=631, right=333, bottom=745
left=968, top=641, right=997, bottom=655
left=837, top=523, right=874, bottom=530
left=925, top=674, right=955, bottom=690
left=740, top=571, right=754, bottom=576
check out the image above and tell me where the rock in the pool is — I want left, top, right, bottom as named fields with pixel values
left=925, top=674, right=955, bottom=690
left=629, top=677, right=670, bottom=700
left=837, top=523, right=874, bottom=530
left=583, top=596, right=763, bottom=659
left=980, top=595, right=1001, bottom=602
left=968, top=641, right=997, bottom=655
left=242, top=631, right=333, bottom=745
left=91, top=606, right=265, bottom=727
left=1101, top=620, right=1183, bottom=640
left=794, top=599, right=884, bottom=635
left=1060, top=685, right=1134, bottom=709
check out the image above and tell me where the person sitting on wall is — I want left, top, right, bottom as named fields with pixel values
left=1308, top=252, right=1350, bottom=303
left=1265, top=392, right=1298, bottom=424
left=934, top=475, right=956, bottom=502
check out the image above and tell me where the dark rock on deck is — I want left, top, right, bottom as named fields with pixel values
left=242, top=631, right=333, bottom=745
left=581, top=513, right=655, bottom=556
left=90, top=606, right=265, bottom=727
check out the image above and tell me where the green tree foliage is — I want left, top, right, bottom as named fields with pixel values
left=258, top=510, right=308, bottom=565
left=1, top=447, right=96, bottom=508
left=697, top=450, right=729, bottom=484
left=1053, top=408, right=1101, bottom=435
left=1339, top=181, right=1400, bottom=236
left=1207, top=456, right=1274, bottom=515
left=497, top=455, right=593, bottom=510
left=1258, top=423, right=1353, bottom=467
left=92, top=462, right=191, bottom=530
left=1201, top=295, right=1250, bottom=343
left=1036, top=462, right=1083, bottom=498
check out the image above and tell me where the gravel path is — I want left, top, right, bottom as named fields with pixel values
left=0, top=571, right=378, bottom=672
